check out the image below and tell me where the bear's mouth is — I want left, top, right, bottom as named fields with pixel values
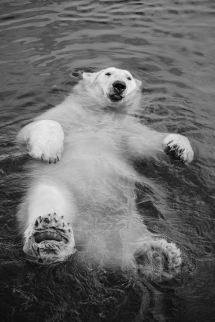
left=108, top=93, right=124, bottom=102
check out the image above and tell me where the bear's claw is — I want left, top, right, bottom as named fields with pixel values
left=23, top=213, right=76, bottom=264
left=165, top=142, right=186, bottom=162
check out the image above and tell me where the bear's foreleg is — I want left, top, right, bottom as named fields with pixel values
left=127, top=123, right=193, bottom=163
left=17, top=120, right=64, bottom=163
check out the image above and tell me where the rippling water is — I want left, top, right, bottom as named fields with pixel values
left=0, top=0, right=215, bottom=321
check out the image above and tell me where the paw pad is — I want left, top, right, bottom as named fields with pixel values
left=23, top=213, right=76, bottom=264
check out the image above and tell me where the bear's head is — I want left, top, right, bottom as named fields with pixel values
left=82, top=67, right=142, bottom=106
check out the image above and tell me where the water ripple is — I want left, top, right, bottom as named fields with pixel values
left=0, top=0, right=215, bottom=321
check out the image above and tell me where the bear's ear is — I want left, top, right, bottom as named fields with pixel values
left=82, top=70, right=103, bottom=84
left=134, top=78, right=142, bottom=88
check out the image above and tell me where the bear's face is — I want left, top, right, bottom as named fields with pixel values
left=83, top=67, right=142, bottom=104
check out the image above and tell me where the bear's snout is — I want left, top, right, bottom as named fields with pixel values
left=112, top=81, right=126, bottom=93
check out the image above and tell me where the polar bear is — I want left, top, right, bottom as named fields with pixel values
left=17, top=67, right=193, bottom=280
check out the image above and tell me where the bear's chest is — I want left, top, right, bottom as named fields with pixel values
left=66, top=123, right=125, bottom=158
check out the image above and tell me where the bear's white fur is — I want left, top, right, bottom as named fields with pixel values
left=17, top=67, right=193, bottom=279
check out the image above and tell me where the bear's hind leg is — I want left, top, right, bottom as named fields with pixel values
left=19, top=181, right=76, bottom=264
left=120, top=214, right=182, bottom=280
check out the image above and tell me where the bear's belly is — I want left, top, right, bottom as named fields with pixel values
left=50, top=137, right=137, bottom=204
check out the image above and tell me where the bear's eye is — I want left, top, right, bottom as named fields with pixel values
left=127, top=76, right=132, bottom=81
left=105, top=72, right=111, bottom=76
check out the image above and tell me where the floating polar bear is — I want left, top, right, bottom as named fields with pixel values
left=17, top=67, right=194, bottom=280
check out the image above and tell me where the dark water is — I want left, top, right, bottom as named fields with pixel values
left=0, top=0, right=215, bottom=321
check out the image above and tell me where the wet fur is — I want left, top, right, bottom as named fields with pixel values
left=16, top=67, right=190, bottom=277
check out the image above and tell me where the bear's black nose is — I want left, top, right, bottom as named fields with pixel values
left=112, top=81, right=126, bottom=93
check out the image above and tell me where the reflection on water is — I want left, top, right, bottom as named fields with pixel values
left=0, top=0, right=215, bottom=321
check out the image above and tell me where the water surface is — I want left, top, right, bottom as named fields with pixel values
left=0, top=0, right=215, bottom=321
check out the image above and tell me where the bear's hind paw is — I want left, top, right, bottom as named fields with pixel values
left=23, top=212, right=76, bottom=264
left=134, top=238, right=182, bottom=281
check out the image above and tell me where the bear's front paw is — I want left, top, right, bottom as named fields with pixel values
left=163, top=134, right=194, bottom=163
left=25, top=120, right=64, bottom=163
